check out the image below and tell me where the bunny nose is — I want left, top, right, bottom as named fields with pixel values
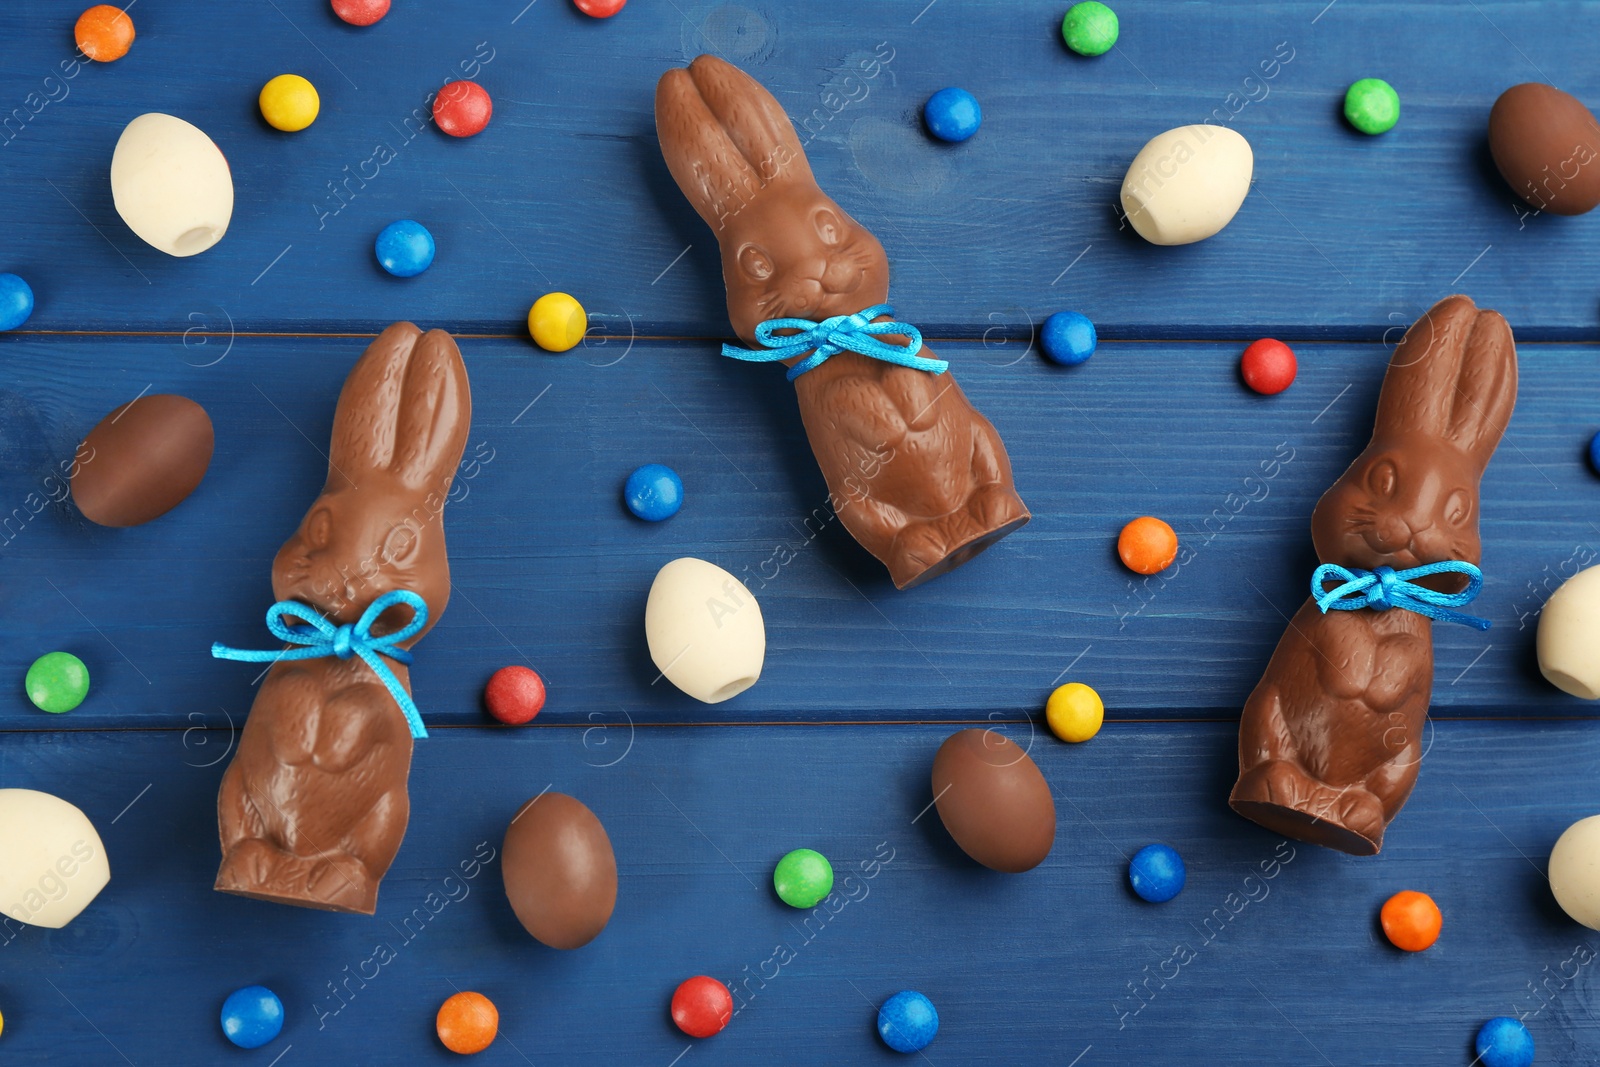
left=783, top=275, right=827, bottom=316
left=1367, top=516, right=1419, bottom=558
left=310, top=565, right=358, bottom=607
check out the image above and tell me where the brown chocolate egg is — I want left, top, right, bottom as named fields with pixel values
left=502, top=792, right=617, bottom=949
left=71, top=394, right=213, bottom=526
left=1488, top=83, right=1600, bottom=216
left=931, top=728, right=1055, bottom=872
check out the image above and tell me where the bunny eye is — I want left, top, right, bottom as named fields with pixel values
left=1444, top=488, right=1472, bottom=526
left=304, top=507, right=333, bottom=549
left=1367, top=459, right=1398, bottom=499
left=738, top=244, right=774, bottom=281
left=381, top=522, right=421, bottom=567
left=814, top=208, right=845, bottom=247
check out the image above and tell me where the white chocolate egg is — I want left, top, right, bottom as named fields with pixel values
left=110, top=113, right=233, bottom=257
left=0, top=788, right=110, bottom=929
left=1120, top=124, right=1253, bottom=246
left=1538, top=565, right=1600, bottom=699
left=1550, top=814, right=1600, bottom=929
left=645, top=557, right=765, bottom=704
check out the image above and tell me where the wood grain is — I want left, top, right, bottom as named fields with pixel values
left=0, top=335, right=1591, bottom=729
left=0, top=722, right=1592, bottom=1065
left=1, top=2, right=1598, bottom=1062
left=0, top=2, right=1597, bottom=336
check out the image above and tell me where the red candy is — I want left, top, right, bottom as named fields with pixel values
left=671, top=976, right=732, bottom=1039
left=331, top=0, right=390, bottom=26
left=1240, top=338, right=1297, bottom=395
left=433, top=81, right=493, bottom=138
left=575, top=0, right=627, bottom=15
left=484, top=665, right=546, bottom=725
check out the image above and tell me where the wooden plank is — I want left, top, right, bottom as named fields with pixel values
left=0, top=2, right=1598, bottom=336
left=0, top=335, right=1592, bottom=729
left=0, top=721, right=1591, bottom=1064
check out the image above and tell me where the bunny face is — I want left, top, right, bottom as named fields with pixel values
left=721, top=186, right=890, bottom=340
left=657, top=56, right=892, bottom=342
left=1310, top=295, right=1517, bottom=579
left=1312, top=437, right=1483, bottom=571
left=272, top=480, right=450, bottom=632
left=267, top=322, right=471, bottom=640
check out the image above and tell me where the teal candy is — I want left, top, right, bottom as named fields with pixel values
left=773, top=848, right=834, bottom=908
left=25, top=652, right=89, bottom=713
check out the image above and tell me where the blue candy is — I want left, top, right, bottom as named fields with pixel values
left=1041, top=311, right=1097, bottom=366
left=1588, top=430, right=1600, bottom=475
left=923, top=87, right=981, bottom=143
left=877, top=990, right=938, bottom=1054
left=374, top=220, right=436, bottom=278
left=221, top=985, right=284, bottom=1049
left=624, top=463, right=684, bottom=521
left=1128, top=843, right=1186, bottom=903
left=1475, top=1017, right=1534, bottom=1067
left=0, top=273, right=35, bottom=332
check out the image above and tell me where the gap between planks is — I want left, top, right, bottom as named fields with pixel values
left=8, top=330, right=1600, bottom=345
left=0, top=714, right=1593, bottom=737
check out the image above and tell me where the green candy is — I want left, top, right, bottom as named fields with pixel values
left=1344, top=78, right=1400, bottom=135
left=26, top=652, right=89, bottom=714
left=773, top=848, right=834, bottom=909
left=1062, top=1, right=1119, bottom=57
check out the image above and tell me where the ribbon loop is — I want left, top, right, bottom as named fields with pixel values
left=721, top=303, right=948, bottom=380
left=212, top=589, right=431, bottom=738
left=1311, top=561, right=1490, bottom=631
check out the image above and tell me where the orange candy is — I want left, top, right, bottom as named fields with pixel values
left=75, top=5, right=135, bottom=62
left=1380, top=890, right=1442, bottom=952
left=1117, top=516, right=1178, bottom=575
left=436, top=991, right=499, bottom=1055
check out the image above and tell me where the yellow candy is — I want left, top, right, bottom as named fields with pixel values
left=259, top=74, right=320, bottom=132
left=1046, top=682, right=1103, bottom=742
left=528, top=292, right=587, bottom=352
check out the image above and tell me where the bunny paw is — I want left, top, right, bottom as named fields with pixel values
left=1230, top=760, right=1386, bottom=856
left=887, top=522, right=951, bottom=589
left=969, top=483, right=1029, bottom=531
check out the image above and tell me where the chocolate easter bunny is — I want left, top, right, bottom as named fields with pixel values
left=215, top=323, right=471, bottom=912
left=656, top=56, right=1029, bottom=589
left=1231, top=296, right=1516, bottom=855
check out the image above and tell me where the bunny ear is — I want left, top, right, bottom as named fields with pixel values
left=1447, top=306, right=1518, bottom=464
left=1375, top=296, right=1517, bottom=462
left=1373, top=296, right=1481, bottom=436
left=656, top=56, right=812, bottom=230
left=328, top=321, right=422, bottom=488
left=685, top=55, right=812, bottom=187
left=390, top=328, right=471, bottom=491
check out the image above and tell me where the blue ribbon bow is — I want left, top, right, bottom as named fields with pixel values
left=1311, top=561, right=1490, bottom=631
left=211, top=589, right=431, bottom=738
left=721, top=303, right=947, bottom=380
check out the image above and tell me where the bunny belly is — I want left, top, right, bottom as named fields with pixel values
left=1233, top=598, right=1433, bottom=853
left=1263, top=600, right=1431, bottom=784
left=216, top=656, right=414, bottom=912
left=797, top=358, right=1013, bottom=509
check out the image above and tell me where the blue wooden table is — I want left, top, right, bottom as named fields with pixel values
left=1, top=0, right=1598, bottom=1063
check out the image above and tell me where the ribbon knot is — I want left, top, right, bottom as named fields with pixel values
left=211, top=589, right=431, bottom=738
left=1311, top=561, right=1490, bottom=631
left=1370, top=567, right=1403, bottom=608
left=721, top=303, right=948, bottom=380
